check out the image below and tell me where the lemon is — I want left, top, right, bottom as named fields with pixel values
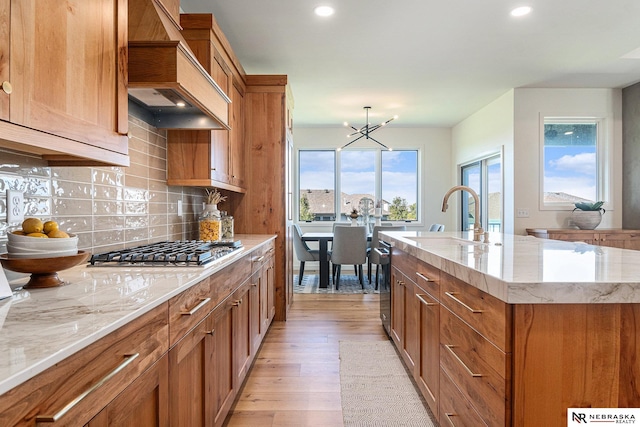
left=43, top=221, right=59, bottom=234
left=26, top=232, right=48, bottom=238
left=22, top=218, right=44, bottom=234
left=47, top=230, right=70, bottom=238
left=11, top=230, right=25, bottom=235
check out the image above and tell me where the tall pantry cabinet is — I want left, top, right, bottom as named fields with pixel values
left=230, top=75, right=294, bottom=321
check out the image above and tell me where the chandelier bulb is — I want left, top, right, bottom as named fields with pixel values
left=343, top=121, right=349, bottom=127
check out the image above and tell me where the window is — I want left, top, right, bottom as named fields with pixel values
left=382, top=150, right=418, bottom=220
left=298, top=149, right=419, bottom=222
left=299, top=150, right=336, bottom=221
left=542, top=118, right=602, bottom=208
left=460, top=154, right=502, bottom=232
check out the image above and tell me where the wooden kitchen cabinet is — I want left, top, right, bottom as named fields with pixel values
left=0, top=239, right=276, bottom=427
left=414, top=260, right=440, bottom=419
left=526, top=228, right=640, bottom=250
left=210, top=293, right=237, bottom=427
left=0, top=0, right=129, bottom=167
left=88, top=354, right=169, bottom=427
left=227, top=75, right=294, bottom=321
left=391, top=246, right=640, bottom=426
left=391, top=249, right=441, bottom=419
left=0, top=304, right=169, bottom=426
left=439, top=273, right=512, bottom=426
left=232, top=280, right=253, bottom=388
left=390, top=249, right=419, bottom=373
left=166, top=14, right=246, bottom=192
left=168, top=312, right=215, bottom=426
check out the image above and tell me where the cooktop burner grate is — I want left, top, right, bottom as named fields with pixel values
left=89, top=240, right=242, bottom=267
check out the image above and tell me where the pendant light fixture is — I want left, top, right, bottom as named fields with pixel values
left=339, top=106, right=398, bottom=151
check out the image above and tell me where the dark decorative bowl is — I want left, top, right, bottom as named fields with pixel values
left=0, top=251, right=90, bottom=289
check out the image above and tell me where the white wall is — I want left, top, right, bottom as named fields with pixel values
left=512, top=88, right=623, bottom=233
left=451, top=88, right=623, bottom=235
left=451, top=90, right=515, bottom=233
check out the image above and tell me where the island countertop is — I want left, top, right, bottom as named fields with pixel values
left=0, top=234, right=275, bottom=397
left=380, top=230, right=640, bottom=305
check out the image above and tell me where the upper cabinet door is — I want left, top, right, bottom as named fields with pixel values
left=4, top=0, right=128, bottom=161
left=0, top=0, right=10, bottom=121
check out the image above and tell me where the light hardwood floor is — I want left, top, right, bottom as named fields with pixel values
left=225, top=293, right=388, bottom=427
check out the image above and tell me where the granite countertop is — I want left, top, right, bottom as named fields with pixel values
left=381, top=230, right=640, bottom=305
left=0, top=234, right=275, bottom=396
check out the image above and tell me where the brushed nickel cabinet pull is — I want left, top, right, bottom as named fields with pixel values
left=1, top=81, right=12, bottom=94
left=444, top=345, right=482, bottom=377
left=181, top=297, right=211, bottom=316
left=254, top=256, right=265, bottom=263
left=36, top=353, right=140, bottom=423
left=444, top=412, right=457, bottom=426
left=416, top=293, right=437, bottom=306
left=232, top=299, right=242, bottom=306
left=416, top=272, right=434, bottom=282
left=444, top=292, right=484, bottom=313
left=206, top=330, right=215, bottom=335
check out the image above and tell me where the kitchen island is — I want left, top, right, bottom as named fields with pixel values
left=0, top=234, right=276, bottom=426
left=381, top=230, right=640, bottom=427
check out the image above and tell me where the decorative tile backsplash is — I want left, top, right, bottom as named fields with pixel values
left=0, top=115, right=205, bottom=254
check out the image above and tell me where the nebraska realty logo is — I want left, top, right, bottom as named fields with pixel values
left=569, top=408, right=639, bottom=425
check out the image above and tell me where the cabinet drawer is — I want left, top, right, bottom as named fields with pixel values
left=440, top=306, right=510, bottom=427
left=251, top=241, right=275, bottom=273
left=391, top=247, right=417, bottom=279
left=0, top=303, right=169, bottom=427
left=415, top=258, right=440, bottom=298
left=211, top=253, right=252, bottom=305
left=440, top=272, right=511, bottom=351
left=439, top=369, right=488, bottom=427
left=169, top=277, right=213, bottom=346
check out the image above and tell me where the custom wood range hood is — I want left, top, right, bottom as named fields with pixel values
left=128, top=0, right=231, bottom=130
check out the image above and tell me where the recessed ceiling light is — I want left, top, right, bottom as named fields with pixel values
left=511, top=6, right=532, bottom=17
left=314, top=6, right=335, bottom=17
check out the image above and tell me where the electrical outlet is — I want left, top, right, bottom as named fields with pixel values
left=6, top=190, right=24, bottom=223
left=516, top=208, right=530, bottom=218
left=177, top=200, right=183, bottom=217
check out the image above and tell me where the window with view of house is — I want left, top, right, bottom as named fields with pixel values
left=298, top=149, right=419, bottom=222
left=299, top=150, right=336, bottom=221
left=542, top=119, right=601, bottom=208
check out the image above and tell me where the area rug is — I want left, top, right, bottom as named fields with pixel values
left=339, top=340, right=436, bottom=427
left=294, top=273, right=380, bottom=294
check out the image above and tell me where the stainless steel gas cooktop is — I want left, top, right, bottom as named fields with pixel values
left=89, top=240, right=243, bottom=267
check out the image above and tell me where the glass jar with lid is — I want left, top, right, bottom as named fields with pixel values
left=199, top=204, right=222, bottom=241
left=221, top=211, right=234, bottom=240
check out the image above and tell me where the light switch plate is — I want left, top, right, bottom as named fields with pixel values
left=6, top=190, right=24, bottom=223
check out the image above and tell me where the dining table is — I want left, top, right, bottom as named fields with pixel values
left=301, top=231, right=371, bottom=289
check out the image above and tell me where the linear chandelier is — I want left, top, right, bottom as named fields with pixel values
left=339, top=106, right=398, bottom=151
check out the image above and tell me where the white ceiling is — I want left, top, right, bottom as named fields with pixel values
left=180, top=0, right=640, bottom=128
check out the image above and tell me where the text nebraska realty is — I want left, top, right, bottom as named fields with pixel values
left=573, top=412, right=636, bottom=424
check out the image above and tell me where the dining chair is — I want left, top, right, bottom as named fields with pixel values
left=332, top=222, right=358, bottom=276
left=292, top=224, right=320, bottom=287
left=429, top=223, right=445, bottom=232
left=328, top=225, right=368, bottom=289
left=368, top=225, right=406, bottom=289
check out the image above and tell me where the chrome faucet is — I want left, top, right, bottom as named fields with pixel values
left=441, top=185, right=484, bottom=242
